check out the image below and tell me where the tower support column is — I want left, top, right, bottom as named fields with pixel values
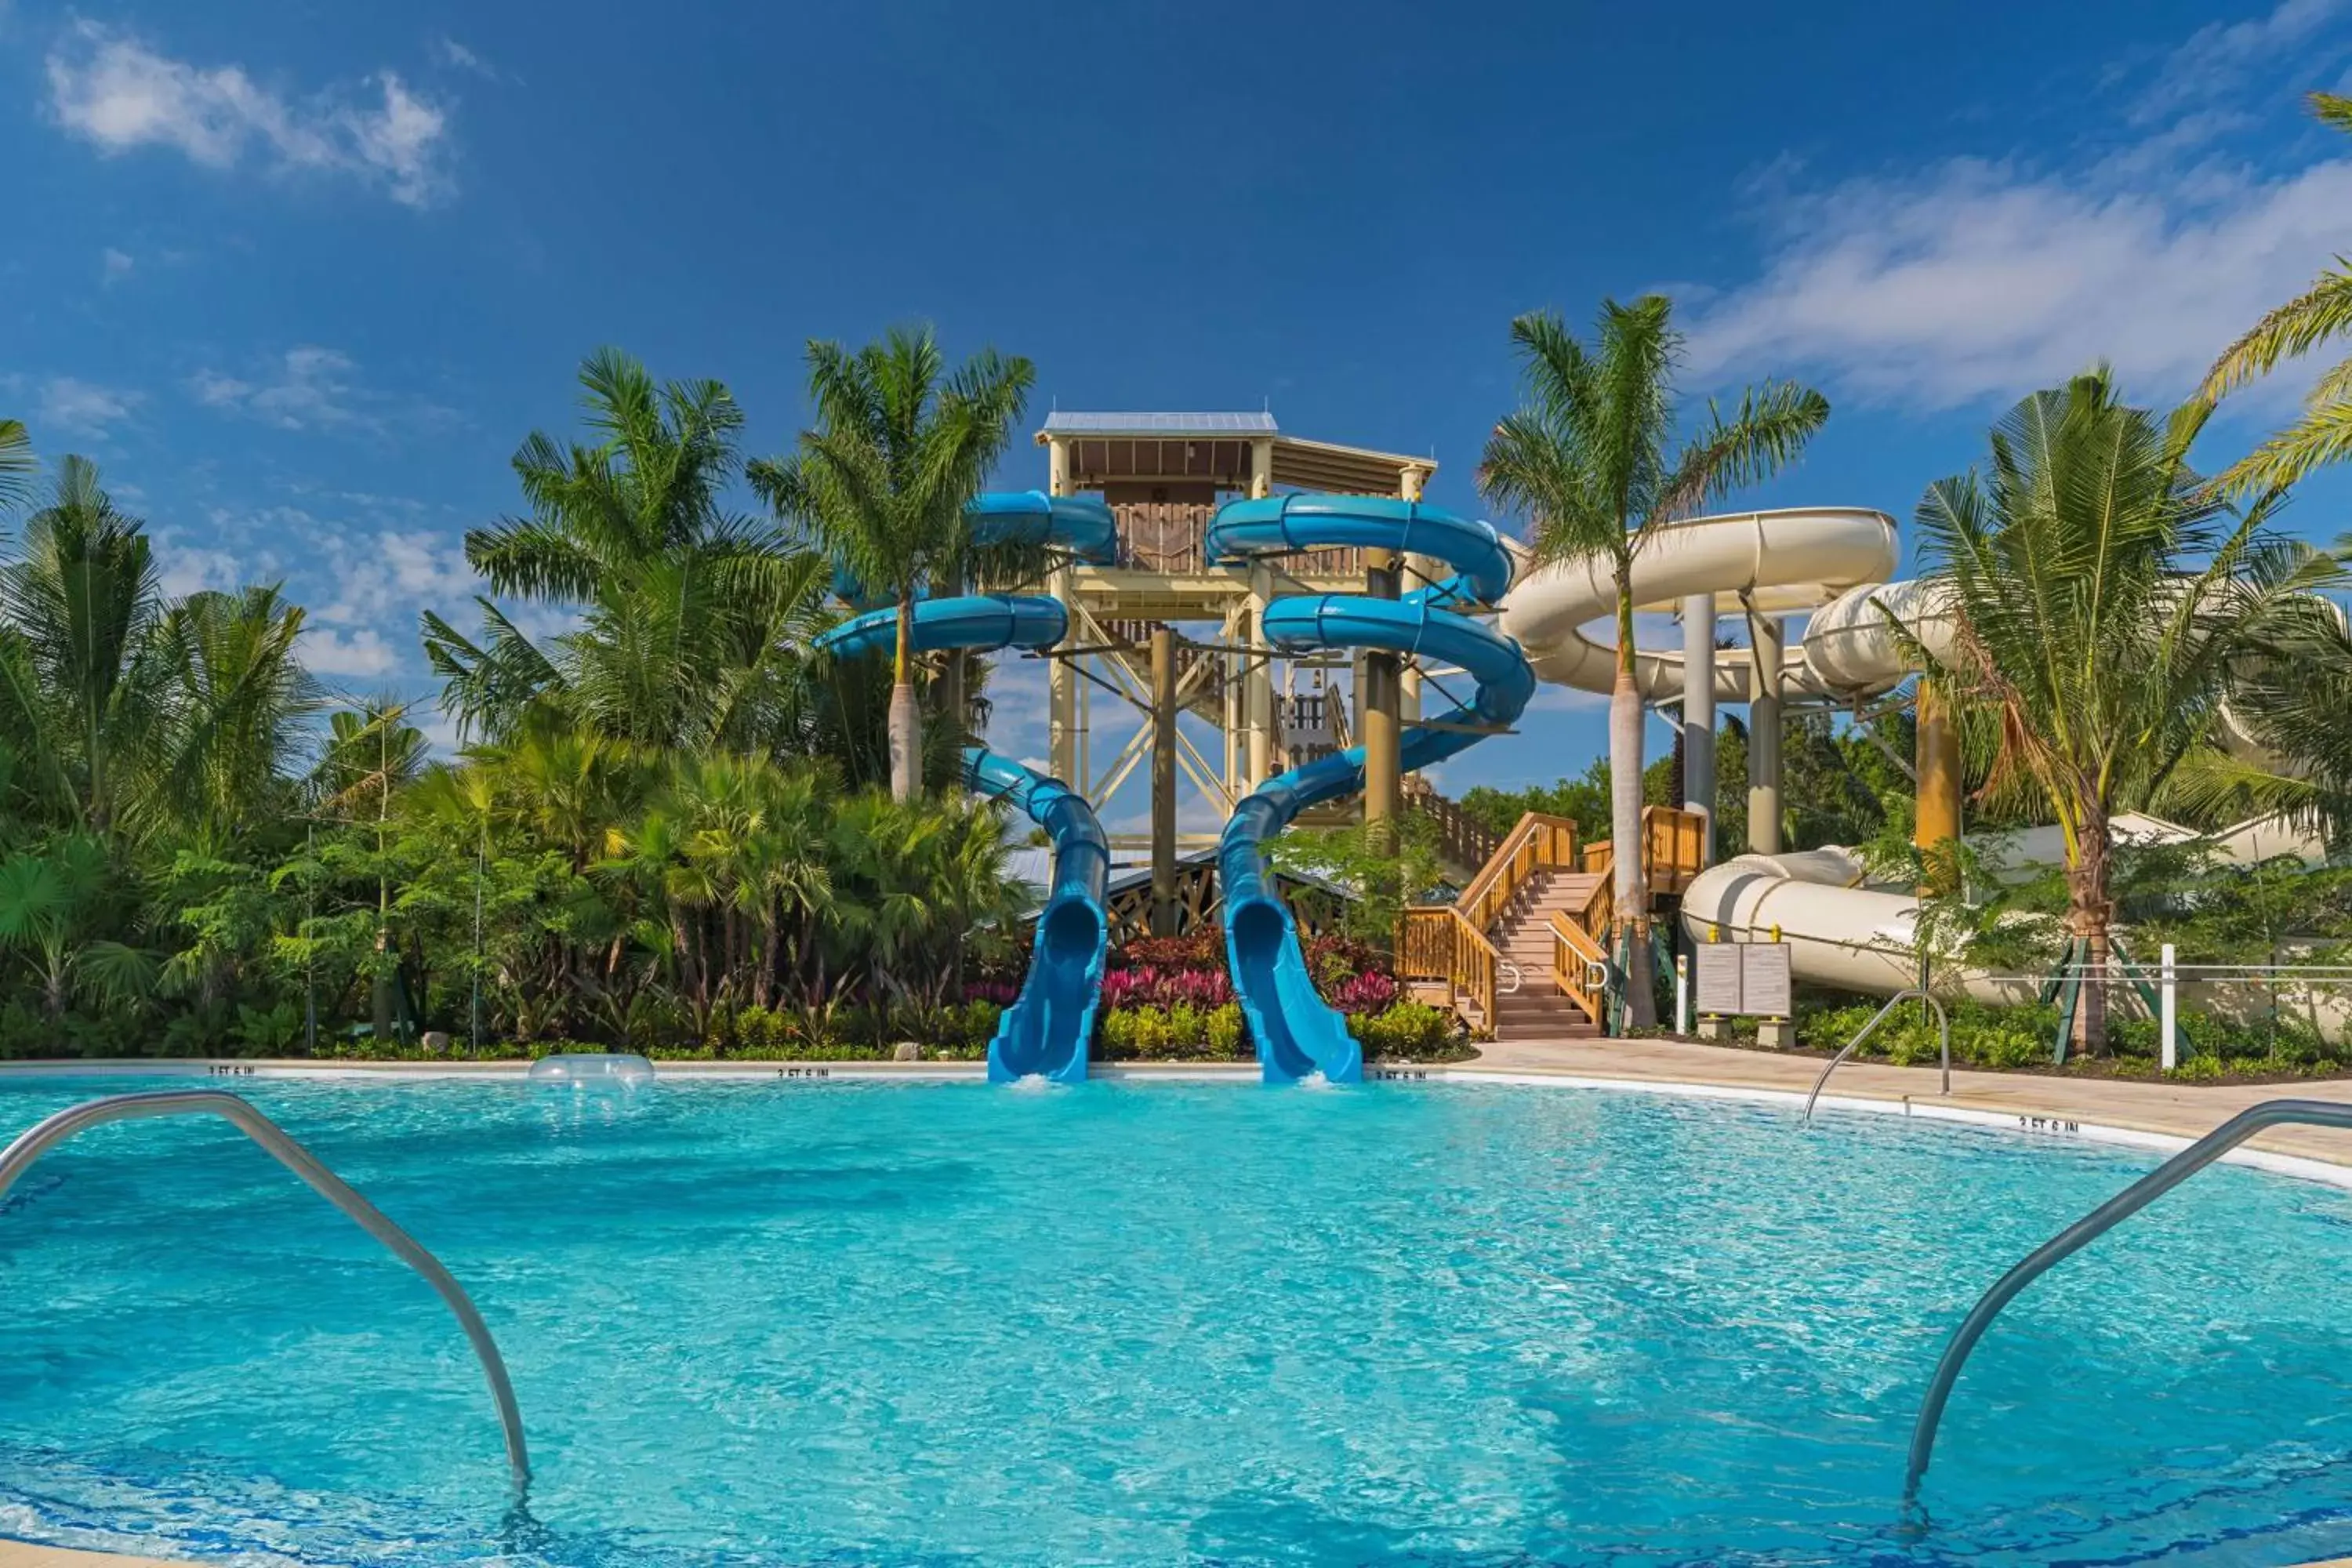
left=1151, top=625, right=1178, bottom=936
left=1746, top=602, right=1784, bottom=856
left=1681, top=593, right=1716, bottom=862
left=1046, top=437, right=1078, bottom=789
left=1363, top=550, right=1402, bottom=837
left=1246, top=561, right=1275, bottom=789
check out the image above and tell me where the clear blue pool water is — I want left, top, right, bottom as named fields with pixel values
left=2, top=1074, right=2350, bottom=1566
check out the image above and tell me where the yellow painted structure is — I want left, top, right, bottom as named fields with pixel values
left=1033, top=412, right=1433, bottom=857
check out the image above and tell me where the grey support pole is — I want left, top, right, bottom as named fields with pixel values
left=1150, top=625, right=1178, bottom=936
left=1681, top=593, right=1716, bottom=862
left=1746, top=601, right=1784, bottom=856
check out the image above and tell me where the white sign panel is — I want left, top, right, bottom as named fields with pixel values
left=1740, top=943, right=1793, bottom=1018
left=1693, top=945, right=1743, bottom=1015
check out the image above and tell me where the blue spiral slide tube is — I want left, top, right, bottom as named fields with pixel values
left=815, top=492, right=1117, bottom=1083
left=1205, top=496, right=1535, bottom=1084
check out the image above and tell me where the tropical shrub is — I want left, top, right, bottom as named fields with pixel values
left=1351, top=1000, right=1462, bottom=1060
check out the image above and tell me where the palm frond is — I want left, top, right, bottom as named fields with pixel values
left=2202, top=263, right=2352, bottom=399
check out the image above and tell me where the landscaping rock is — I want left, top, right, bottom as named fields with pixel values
left=421, top=1030, right=452, bottom=1054
left=892, top=1040, right=921, bottom=1062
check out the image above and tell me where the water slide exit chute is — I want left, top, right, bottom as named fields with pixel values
left=1208, top=496, right=1536, bottom=1084
left=814, top=492, right=1117, bottom=1083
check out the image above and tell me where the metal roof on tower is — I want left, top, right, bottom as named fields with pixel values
left=1036, top=409, right=1434, bottom=497
left=1038, top=411, right=1279, bottom=437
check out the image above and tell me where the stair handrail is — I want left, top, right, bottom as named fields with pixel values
left=0, top=1088, right=530, bottom=1490
left=1403, top=780, right=1504, bottom=875
left=1903, top=1097, right=2352, bottom=1508
left=1642, top=804, right=1709, bottom=893
left=1802, top=988, right=1949, bottom=1118
left=1547, top=909, right=1612, bottom=1025
left=1398, top=904, right=1502, bottom=1029
left=1583, top=805, right=1708, bottom=893
left=1456, top=811, right=1578, bottom=935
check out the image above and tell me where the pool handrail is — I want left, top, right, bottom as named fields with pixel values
left=0, top=1088, right=529, bottom=1490
left=1802, top=988, right=1949, bottom=1119
left=1903, top=1096, right=2352, bottom=1507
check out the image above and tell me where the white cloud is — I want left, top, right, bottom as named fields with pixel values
left=153, top=537, right=245, bottom=597
left=190, top=346, right=369, bottom=430
left=2136, top=0, right=2347, bottom=125
left=1686, top=1, right=2352, bottom=414
left=1686, top=151, right=2352, bottom=412
left=100, top=246, right=132, bottom=284
left=38, top=375, right=140, bottom=437
left=434, top=35, right=495, bottom=79
left=378, top=530, right=481, bottom=600
left=45, top=21, right=454, bottom=207
left=303, top=523, right=481, bottom=639
left=302, top=625, right=401, bottom=677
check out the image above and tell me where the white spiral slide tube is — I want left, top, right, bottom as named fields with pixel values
left=1497, top=508, right=1980, bottom=1001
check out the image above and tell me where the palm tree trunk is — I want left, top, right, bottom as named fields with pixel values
left=938, top=568, right=968, bottom=798
left=2068, top=805, right=2113, bottom=1057
left=890, top=595, right=922, bottom=803
left=1611, top=579, right=1655, bottom=1029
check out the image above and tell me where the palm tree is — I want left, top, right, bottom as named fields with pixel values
left=464, top=348, right=768, bottom=598
left=2201, top=93, right=2352, bottom=497
left=748, top=327, right=1035, bottom=803
left=0, top=456, right=165, bottom=836
left=314, top=700, right=429, bottom=1043
left=148, top=586, right=321, bottom=848
left=0, top=833, right=151, bottom=1022
left=428, top=348, right=823, bottom=750
left=1915, top=371, right=2339, bottom=1055
left=1478, top=297, right=1828, bottom=1025
left=0, top=419, right=33, bottom=515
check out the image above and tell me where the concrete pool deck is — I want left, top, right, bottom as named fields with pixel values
left=0, top=1545, right=187, bottom=1567
left=9, top=1036, right=2352, bottom=1166
left=10, top=1039, right=2352, bottom=1567
left=1464, top=1033, right=2352, bottom=1170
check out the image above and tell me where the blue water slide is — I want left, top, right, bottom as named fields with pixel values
left=832, top=491, right=1118, bottom=607
left=813, top=494, right=1117, bottom=1083
left=1206, top=495, right=1536, bottom=1084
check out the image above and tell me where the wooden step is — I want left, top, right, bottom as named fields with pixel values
left=1497, top=1020, right=1603, bottom=1040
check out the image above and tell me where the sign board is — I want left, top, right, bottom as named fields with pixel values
left=1692, top=942, right=1792, bottom=1017
left=1739, top=942, right=1792, bottom=1018
left=1693, top=945, right=1744, bottom=1015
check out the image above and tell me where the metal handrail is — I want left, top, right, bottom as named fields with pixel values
left=0, top=1090, right=529, bottom=1489
left=1802, top=988, right=1950, bottom=1119
left=1903, top=1097, right=2352, bottom=1508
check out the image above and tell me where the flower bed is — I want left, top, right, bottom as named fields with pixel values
left=1091, top=931, right=1465, bottom=1062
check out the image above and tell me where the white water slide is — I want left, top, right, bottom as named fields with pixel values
left=1492, top=508, right=2315, bottom=1004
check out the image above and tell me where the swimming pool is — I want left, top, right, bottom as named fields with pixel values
left=1, top=1074, right=2348, bottom=1566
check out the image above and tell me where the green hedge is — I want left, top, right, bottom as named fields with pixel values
left=1791, top=996, right=2349, bottom=1076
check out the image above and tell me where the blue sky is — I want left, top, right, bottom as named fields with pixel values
left=5, top=0, right=2351, bottom=829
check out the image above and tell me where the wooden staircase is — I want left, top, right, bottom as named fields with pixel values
left=1490, top=869, right=1610, bottom=1040
left=1395, top=804, right=1707, bottom=1042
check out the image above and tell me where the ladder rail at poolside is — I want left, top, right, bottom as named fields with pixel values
left=1803, top=987, right=1950, bottom=1119
left=0, top=1088, right=530, bottom=1490
left=1904, top=1097, right=2352, bottom=1509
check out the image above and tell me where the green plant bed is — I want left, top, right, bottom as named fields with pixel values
left=1092, top=999, right=1472, bottom=1065
left=1690, top=993, right=2352, bottom=1084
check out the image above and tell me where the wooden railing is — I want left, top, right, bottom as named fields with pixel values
left=1403, top=779, right=1501, bottom=875
left=1398, top=905, right=1501, bottom=1034
left=1577, top=805, right=1709, bottom=895
left=1548, top=910, right=1611, bottom=1025
left=1107, top=501, right=1366, bottom=578
left=1457, top=811, right=1579, bottom=935
left=1645, top=805, right=1708, bottom=894
left=1398, top=811, right=1577, bottom=1034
